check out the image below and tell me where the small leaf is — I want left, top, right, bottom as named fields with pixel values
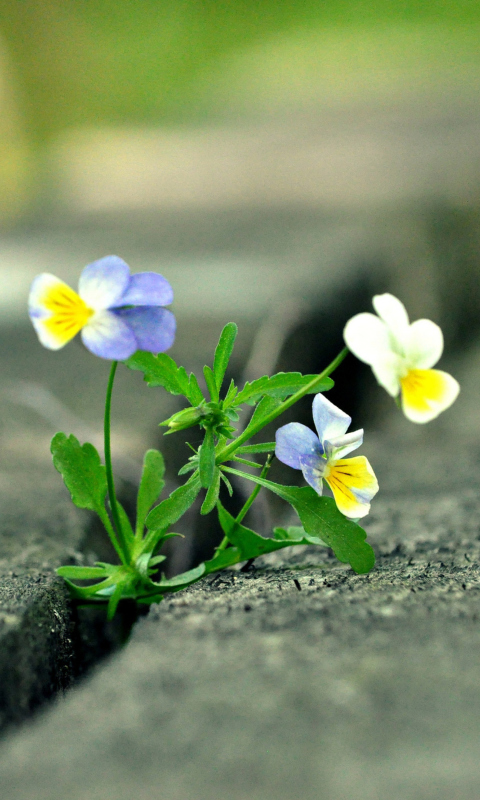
left=125, top=351, right=203, bottom=405
left=237, top=442, right=276, bottom=455
left=116, top=501, right=135, bottom=545
left=240, top=396, right=282, bottom=443
left=216, top=502, right=322, bottom=560
left=235, top=373, right=334, bottom=406
left=199, top=427, right=216, bottom=489
left=149, top=563, right=206, bottom=591
left=204, top=546, right=241, bottom=573
left=201, top=467, right=221, bottom=515
left=222, top=469, right=375, bottom=574
left=57, top=566, right=109, bottom=580
left=223, top=379, right=238, bottom=407
left=213, top=322, right=238, bottom=394
left=51, top=433, right=107, bottom=514
left=136, top=449, right=166, bottom=536
left=145, top=473, right=201, bottom=531
left=203, top=365, right=219, bottom=402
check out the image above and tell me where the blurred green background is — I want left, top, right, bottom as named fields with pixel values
left=0, top=0, right=480, bottom=221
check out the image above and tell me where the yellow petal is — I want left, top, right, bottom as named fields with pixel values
left=324, top=456, right=379, bottom=519
left=400, top=368, right=459, bottom=424
left=30, top=274, right=94, bottom=350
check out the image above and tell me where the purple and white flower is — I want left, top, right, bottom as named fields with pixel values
left=275, top=393, right=378, bottom=519
left=29, top=255, right=175, bottom=360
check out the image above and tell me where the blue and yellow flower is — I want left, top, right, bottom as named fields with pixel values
left=275, top=393, right=378, bottom=519
left=343, top=293, right=459, bottom=423
left=29, top=255, right=175, bottom=360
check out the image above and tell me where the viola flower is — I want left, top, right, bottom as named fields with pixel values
left=343, top=293, right=459, bottom=423
left=28, top=256, right=175, bottom=360
left=275, top=393, right=378, bottom=519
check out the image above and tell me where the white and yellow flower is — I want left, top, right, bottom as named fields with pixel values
left=275, top=393, right=378, bottom=519
left=343, top=293, right=459, bottom=423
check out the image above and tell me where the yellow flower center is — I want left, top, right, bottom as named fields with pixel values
left=43, top=284, right=94, bottom=346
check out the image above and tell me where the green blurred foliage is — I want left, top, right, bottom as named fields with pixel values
left=1, top=0, right=480, bottom=141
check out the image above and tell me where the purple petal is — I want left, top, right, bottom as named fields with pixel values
left=81, top=310, right=137, bottom=360
left=78, top=256, right=131, bottom=311
left=299, top=453, right=326, bottom=496
left=115, top=307, right=176, bottom=353
left=116, top=272, right=174, bottom=307
left=275, top=423, right=322, bottom=470
left=312, top=393, right=351, bottom=445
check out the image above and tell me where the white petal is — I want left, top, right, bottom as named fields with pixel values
left=371, top=352, right=403, bottom=397
left=405, top=319, right=443, bottom=369
left=343, top=313, right=392, bottom=365
left=325, top=429, right=364, bottom=459
left=372, top=293, right=410, bottom=351
left=312, top=393, right=351, bottom=443
left=81, top=310, right=137, bottom=360
left=78, top=256, right=130, bottom=311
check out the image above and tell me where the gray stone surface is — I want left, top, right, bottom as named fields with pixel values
left=1, top=483, right=480, bottom=800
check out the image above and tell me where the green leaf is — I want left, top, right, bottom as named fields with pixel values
left=237, top=442, right=276, bottom=454
left=145, top=473, right=201, bottom=531
left=199, top=427, right=216, bottom=489
left=217, top=502, right=324, bottom=560
left=51, top=433, right=107, bottom=514
left=203, top=365, right=219, bottom=402
left=201, top=467, right=221, bottom=515
left=213, top=322, right=238, bottom=394
left=125, top=351, right=203, bottom=405
left=204, top=546, right=241, bottom=573
left=239, top=396, right=283, bottom=443
left=223, top=379, right=238, bottom=407
left=221, top=469, right=375, bottom=574
left=56, top=565, right=109, bottom=580
left=136, top=449, right=166, bottom=536
left=234, top=373, right=334, bottom=406
left=148, top=563, right=206, bottom=592
left=116, top=501, right=135, bottom=546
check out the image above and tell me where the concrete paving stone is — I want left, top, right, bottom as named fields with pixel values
left=1, top=484, right=480, bottom=800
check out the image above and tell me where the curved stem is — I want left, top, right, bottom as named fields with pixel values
left=216, top=456, right=272, bottom=551
left=216, top=347, right=349, bottom=464
left=104, top=360, right=129, bottom=563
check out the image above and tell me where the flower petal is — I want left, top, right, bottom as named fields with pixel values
left=372, top=293, right=410, bottom=351
left=117, top=272, right=174, bottom=307
left=325, top=456, right=379, bottom=519
left=370, top=352, right=404, bottom=397
left=400, top=369, right=460, bottom=423
left=275, top=423, right=322, bottom=470
left=312, top=393, right=351, bottom=444
left=115, top=307, right=176, bottom=353
left=343, top=312, right=393, bottom=365
left=325, top=428, right=364, bottom=460
left=78, top=256, right=131, bottom=311
left=81, top=310, right=137, bottom=360
left=299, top=453, right=326, bottom=495
left=405, top=319, right=443, bottom=369
left=28, top=273, right=92, bottom=350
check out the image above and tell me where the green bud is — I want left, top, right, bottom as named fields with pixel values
left=160, top=406, right=204, bottom=432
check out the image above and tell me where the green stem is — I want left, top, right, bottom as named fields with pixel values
left=216, top=456, right=272, bottom=551
left=216, top=347, right=349, bottom=464
left=104, top=361, right=129, bottom=564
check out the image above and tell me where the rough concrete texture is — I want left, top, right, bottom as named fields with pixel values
left=0, top=483, right=480, bottom=800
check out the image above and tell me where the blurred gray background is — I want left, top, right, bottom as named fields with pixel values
left=0, top=2, right=479, bottom=560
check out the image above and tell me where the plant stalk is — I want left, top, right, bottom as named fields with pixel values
left=104, top=360, right=129, bottom=563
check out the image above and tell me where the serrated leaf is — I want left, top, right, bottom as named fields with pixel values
left=213, top=322, right=238, bottom=394
left=136, top=449, right=166, bottom=536
left=199, top=427, right=216, bottom=489
left=51, top=433, right=107, bottom=513
left=125, top=351, right=203, bottom=405
left=57, top=566, right=109, bottom=580
left=217, top=502, right=324, bottom=560
left=222, top=469, right=375, bottom=574
left=201, top=467, right=221, bottom=515
left=235, top=373, right=334, bottom=406
left=145, top=473, right=201, bottom=531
